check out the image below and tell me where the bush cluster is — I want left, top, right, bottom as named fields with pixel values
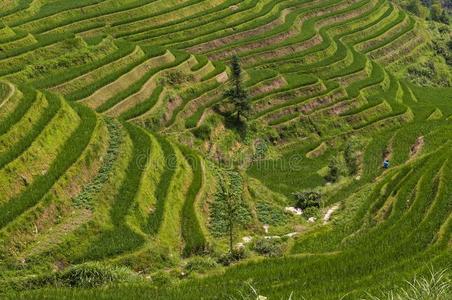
left=252, top=238, right=286, bottom=257
left=183, top=256, right=218, bottom=274
left=218, top=247, right=248, bottom=266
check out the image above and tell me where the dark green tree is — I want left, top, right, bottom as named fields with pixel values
left=223, top=55, right=250, bottom=124
left=344, top=138, right=361, bottom=175
left=293, top=191, right=321, bottom=210
left=326, top=157, right=340, bottom=183
left=406, top=0, right=421, bottom=16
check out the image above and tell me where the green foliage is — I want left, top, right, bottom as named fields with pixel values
left=209, top=171, right=252, bottom=237
left=325, top=156, right=342, bottom=183
left=252, top=238, right=286, bottom=257
left=255, top=201, right=288, bottom=226
left=430, top=4, right=449, bottom=24
left=0, top=103, right=97, bottom=229
left=407, top=60, right=451, bottom=87
left=365, top=269, right=451, bottom=300
left=180, top=148, right=207, bottom=257
left=218, top=247, right=248, bottom=266
left=223, top=55, right=250, bottom=124
left=405, top=0, right=422, bottom=16
left=303, top=206, right=321, bottom=219
left=4, top=262, right=137, bottom=292
left=57, top=263, right=137, bottom=288
left=183, top=256, right=218, bottom=274
left=73, top=118, right=122, bottom=208
left=293, top=191, right=321, bottom=220
left=293, top=191, right=321, bottom=210
left=160, top=70, right=194, bottom=86
left=150, top=271, right=175, bottom=286
left=344, top=137, right=362, bottom=175
left=192, top=124, right=211, bottom=140
left=252, top=139, right=269, bottom=160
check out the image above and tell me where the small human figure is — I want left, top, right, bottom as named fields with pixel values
left=383, top=159, right=390, bottom=169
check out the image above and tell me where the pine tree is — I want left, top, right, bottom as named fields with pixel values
left=224, top=55, right=250, bottom=124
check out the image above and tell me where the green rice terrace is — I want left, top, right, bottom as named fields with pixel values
left=0, top=0, right=451, bottom=299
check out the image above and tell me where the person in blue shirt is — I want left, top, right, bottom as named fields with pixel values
left=383, top=159, right=390, bottom=169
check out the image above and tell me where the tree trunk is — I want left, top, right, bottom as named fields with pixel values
left=229, top=218, right=233, bottom=253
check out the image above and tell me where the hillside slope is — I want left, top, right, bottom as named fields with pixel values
left=0, top=1, right=451, bottom=299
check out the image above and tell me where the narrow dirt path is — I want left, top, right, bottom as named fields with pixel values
left=0, top=81, right=16, bottom=110
left=323, top=205, right=339, bottom=224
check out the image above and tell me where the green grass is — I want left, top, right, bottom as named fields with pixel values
left=119, top=85, right=164, bottom=121
left=0, top=92, right=60, bottom=169
left=147, top=136, right=177, bottom=234
left=75, top=123, right=151, bottom=261
left=248, top=143, right=329, bottom=197
left=0, top=102, right=96, bottom=229
left=0, top=0, right=451, bottom=298
left=180, top=146, right=207, bottom=257
left=72, top=118, right=123, bottom=208
left=95, top=50, right=189, bottom=113
left=32, top=39, right=132, bottom=90
left=0, top=86, right=36, bottom=136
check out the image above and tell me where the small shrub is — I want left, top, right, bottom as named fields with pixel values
left=151, top=271, right=175, bottom=286
left=218, top=248, right=248, bottom=266
left=161, top=70, right=193, bottom=86
left=293, top=191, right=321, bottom=210
left=344, top=137, right=362, bottom=175
left=252, top=238, right=285, bottom=257
left=58, top=263, right=135, bottom=288
left=13, top=262, right=138, bottom=291
left=303, top=206, right=320, bottom=219
left=326, top=157, right=340, bottom=183
left=184, top=256, right=218, bottom=274
left=192, top=124, right=211, bottom=140
left=256, top=201, right=288, bottom=226
left=253, top=139, right=268, bottom=160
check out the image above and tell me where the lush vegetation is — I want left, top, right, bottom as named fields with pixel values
left=0, top=0, right=450, bottom=299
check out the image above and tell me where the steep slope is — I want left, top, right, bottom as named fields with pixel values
left=0, top=1, right=450, bottom=299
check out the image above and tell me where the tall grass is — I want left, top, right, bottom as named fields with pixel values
left=96, top=50, right=189, bottom=113
left=180, top=147, right=207, bottom=257
left=0, top=86, right=36, bottom=136
left=0, top=102, right=96, bottom=229
left=77, top=123, right=151, bottom=260
left=365, top=269, right=451, bottom=300
left=147, top=136, right=177, bottom=234
left=0, top=92, right=60, bottom=169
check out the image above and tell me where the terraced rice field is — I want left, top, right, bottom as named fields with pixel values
left=0, top=1, right=450, bottom=299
